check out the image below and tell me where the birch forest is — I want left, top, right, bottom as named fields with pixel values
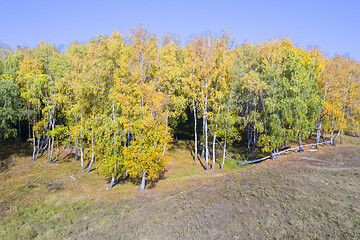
left=1, top=27, right=360, bottom=190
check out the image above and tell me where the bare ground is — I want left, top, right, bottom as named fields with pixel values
left=1, top=138, right=360, bottom=239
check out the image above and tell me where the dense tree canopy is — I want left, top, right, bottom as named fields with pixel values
left=1, top=28, right=359, bottom=189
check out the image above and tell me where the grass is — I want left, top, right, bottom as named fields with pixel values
left=342, top=135, right=360, bottom=145
left=0, top=135, right=360, bottom=239
left=1, top=194, right=94, bottom=239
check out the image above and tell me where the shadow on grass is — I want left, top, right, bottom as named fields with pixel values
left=184, top=140, right=207, bottom=170
left=147, top=173, right=166, bottom=189
left=105, top=169, right=167, bottom=190
left=0, top=140, right=33, bottom=173
left=62, top=152, right=75, bottom=162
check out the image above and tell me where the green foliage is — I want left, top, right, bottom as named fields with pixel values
left=232, top=39, right=324, bottom=152
left=0, top=75, right=25, bottom=140
left=1, top=28, right=359, bottom=187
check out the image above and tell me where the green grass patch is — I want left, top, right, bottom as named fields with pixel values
left=0, top=194, right=93, bottom=239
left=342, top=135, right=360, bottom=145
left=16, top=184, right=39, bottom=193
left=222, top=159, right=239, bottom=170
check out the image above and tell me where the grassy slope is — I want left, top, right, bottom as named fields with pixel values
left=0, top=137, right=360, bottom=239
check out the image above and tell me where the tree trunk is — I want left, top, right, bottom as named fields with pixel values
left=264, top=121, right=270, bottom=151
left=50, top=105, right=56, bottom=162
left=247, top=124, right=251, bottom=153
left=28, top=109, right=31, bottom=140
left=138, top=173, right=146, bottom=191
left=128, top=131, right=130, bottom=147
left=355, top=130, right=360, bottom=138
left=204, top=92, right=209, bottom=170
left=334, top=129, right=341, bottom=146
left=204, top=113, right=209, bottom=170
left=107, top=173, right=117, bottom=190
left=48, top=130, right=51, bottom=162
left=49, top=110, right=55, bottom=163
left=221, top=138, right=227, bottom=170
left=340, top=133, right=343, bottom=144
left=283, top=138, right=287, bottom=149
left=80, top=147, right=84, bottom=170
left=80, top=112, right=85, bottom=170
left=251, top=123, right=257, bottom=153
left=316, top=127, right=321, bottom=149
left=32, top=118, right=36, bottom=161
left=162, top=143, right=167, bottom=157
left=201, top=110, right=205, bottom=160
left=74, top=115, right=79, bottom=161
left=49, top=135, right=54, bottom=163
left=193, top=98, right=198, bottom=162
left=75, top=138, right=79, bottom=161
left=221, top=104, right=230, bottom=170
left=87, top=133, right=95, bottom=173
left=47, top=102, right=52, bottom=163
left=260, top=97, right=271, bottom=151
left=333, top=131, right=339, bottom=145
left=35, top=131, right=41, bottom=159
left=105, top=102, right=118, bottom=189
left=87, top=153, right=95, bottom=173
left=281, top=120, right=287, bottom=149
left=201, top=143, right=205, bottom=159
left=211, top=129, right=217, bottom=170
left=53, top=145, right=66, bottom=163
left=316, top=113, right=323, bottom=149
left=330, top=118, right=334, bottom=145
left=298, top=132, right=304, bottom=152
left=321, top=130, right=327, bottom=145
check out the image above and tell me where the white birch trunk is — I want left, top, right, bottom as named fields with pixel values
left=193, top=97, right=198, bottom=162
left=298, top=132, right=304, bottom=152
left=204, top=113, right=209, bottom=170
left=201, top=107, right=205, bottom=160
left=74, top=114, right=79, bottom=161
left=221, top=104, right=230, bottom=170
left=212, top=129, right=217, bottom=170
left=330, top=118, right=334, bottom=145
left=87, top=133, right=95, bottom=173
left=32, top=117, right=37, bottom=161
left=107, top=173, right=117, bottom=190
left=138, top=173, right=146, bottom=191
left=80, top=112, right=84, bottom=170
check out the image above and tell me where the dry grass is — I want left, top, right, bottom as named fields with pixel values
left=1, top=136, right=360, bottom=239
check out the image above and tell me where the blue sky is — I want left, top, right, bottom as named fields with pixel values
left=1, top=0, right=359, bottom=60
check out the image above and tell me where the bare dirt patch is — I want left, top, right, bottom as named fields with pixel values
left=266, top=144, right=360, bottom=170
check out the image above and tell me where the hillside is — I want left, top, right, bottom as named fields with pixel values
left=1, top=136, right=360, bottom=239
